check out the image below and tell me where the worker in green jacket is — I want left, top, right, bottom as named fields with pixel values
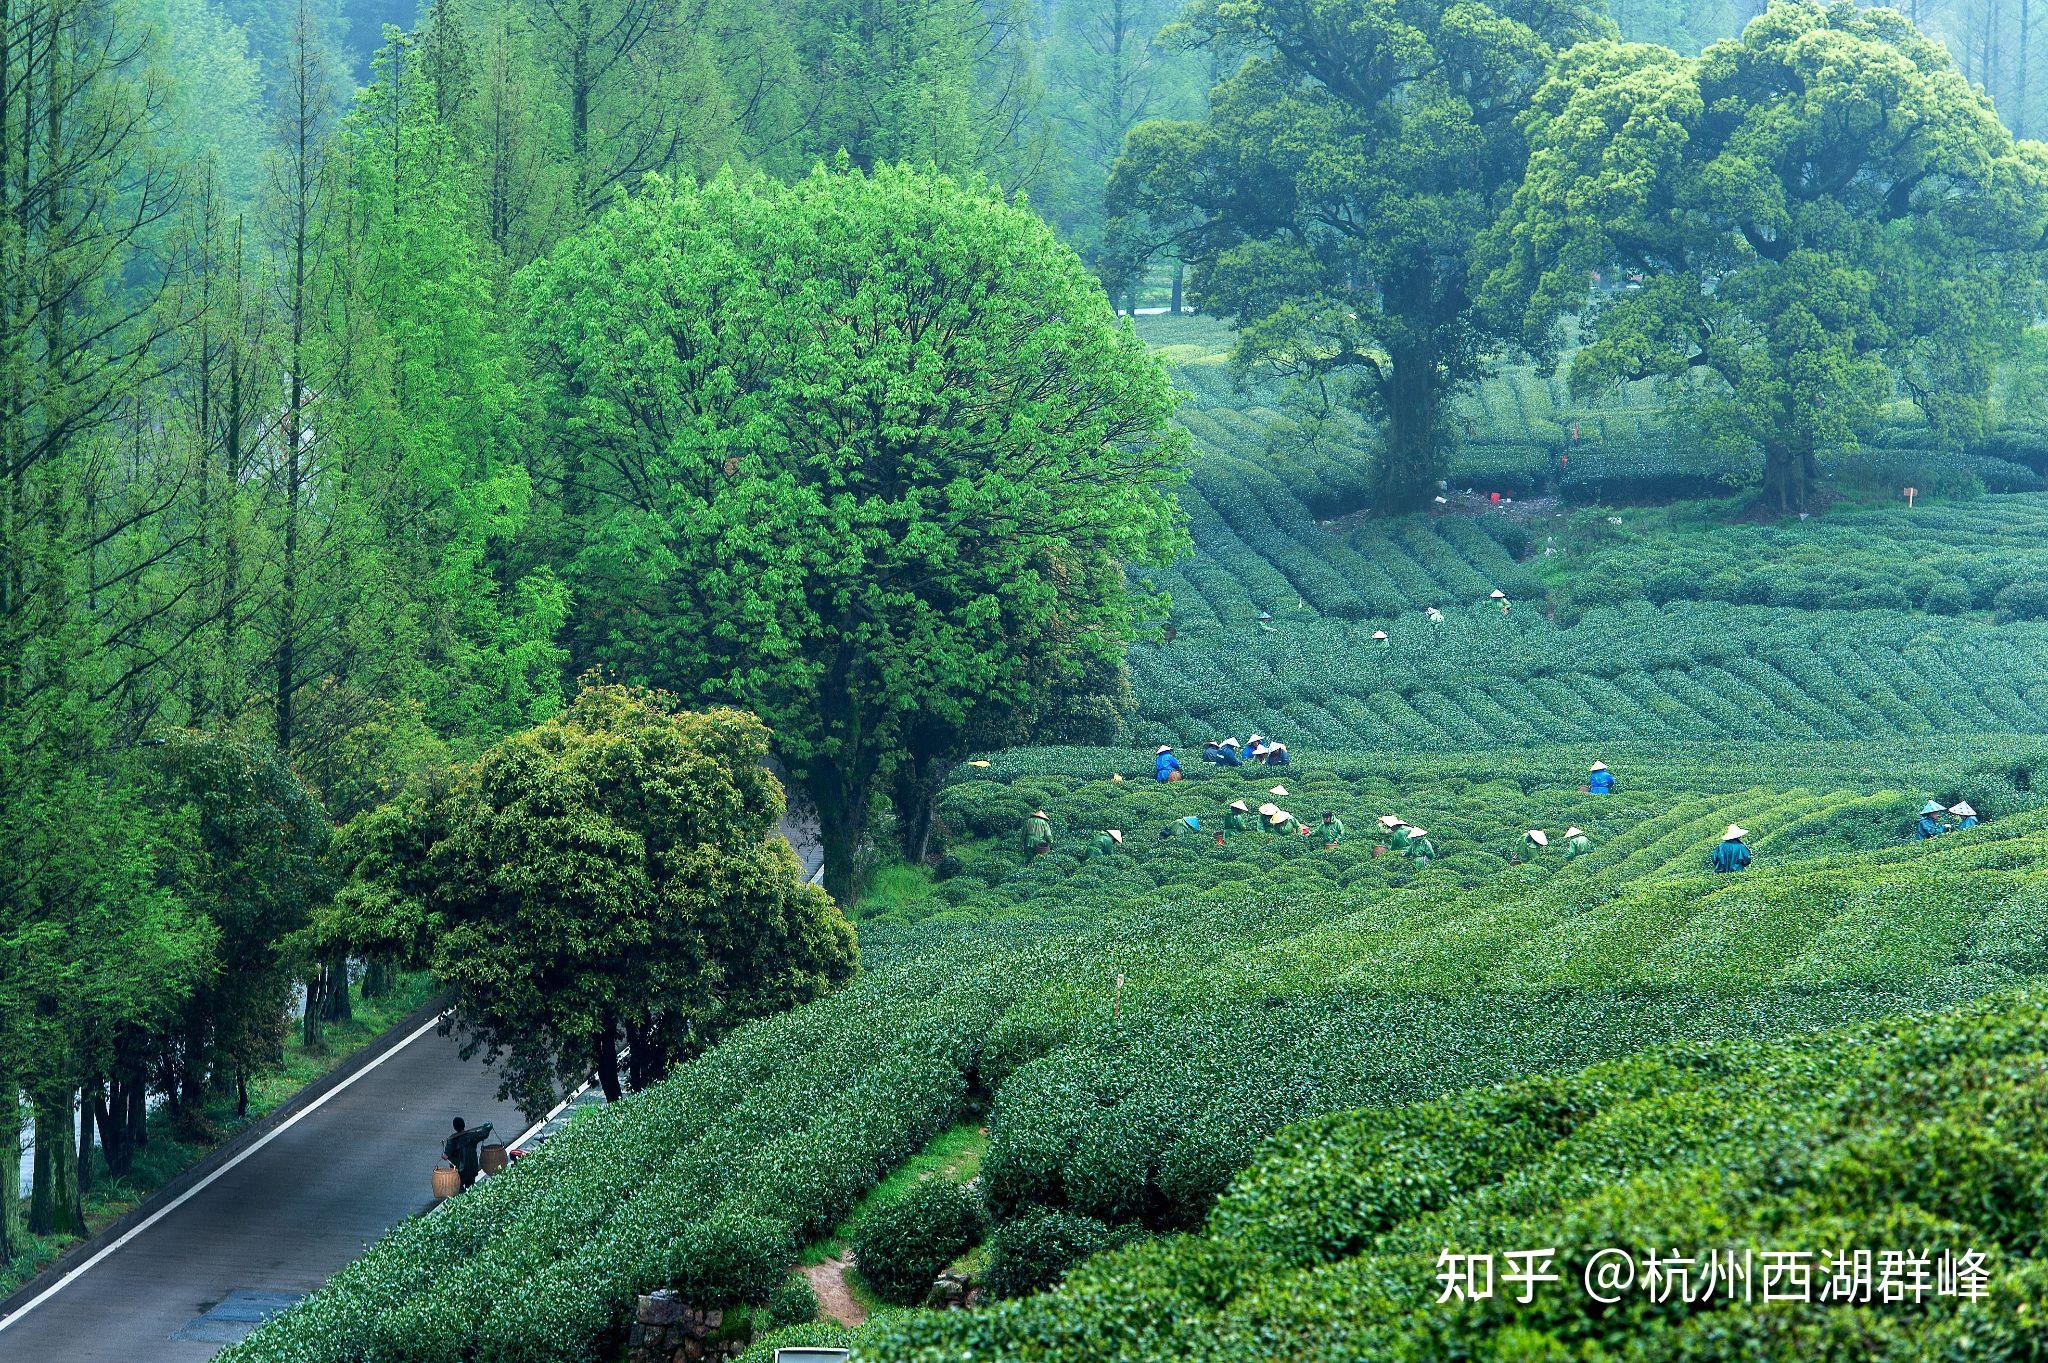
left=1404, top=826, right=1436, bottom=864
left=1220, top=799, right=1252, bottom=844
left=1268, top=809, right=1306, bottom=838
left=1561, top=826, right=1591, bottom=859
left=1522, top=829, right=1549, bottom=861
left=1320, top=812, right=1344, bottom=848
left=1022, top=809, right=1053, bottom=858
left=1379, top=814, right=1410, bottom=853
left=1086, top=828, right=1123, bottom=860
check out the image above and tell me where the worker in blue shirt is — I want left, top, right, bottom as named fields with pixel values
left=1950, top=801, right=1978, bottom=829
left=1711, top=824, right=1752, bottom=873
left=1154, top=745, right=1182, bottom=782
left=1915, top=800, right=1946, bottom=839
left=1588, top=761, right=1614, bottom=794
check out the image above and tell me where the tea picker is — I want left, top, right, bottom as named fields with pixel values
left=1711, top=824, right=1752, bottom=873
left=1022, top=809, right=1053, bottom=857
left=1587, top=761, right=1614, bottom=794
left=1155, top=745, right=1182, bottom=782
left=1916, top=800, right=1946, bottom=839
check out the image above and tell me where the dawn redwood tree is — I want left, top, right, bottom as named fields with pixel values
left=342, top=685, right=857, bottom=1111
left=1480, top=0, right=2048, bottom=514
left=520, top=164, right=1187, bottom=901
left=1109, top=0, right=1612, bottom=509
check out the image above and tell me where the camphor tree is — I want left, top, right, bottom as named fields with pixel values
left=1480, top=0, right=2048, bottom=514
left=334, top=684, right=856, bottom=1110
left=520, top=163, right=1188, bottom=901
left=1110, top=0, right=1613, bottom=509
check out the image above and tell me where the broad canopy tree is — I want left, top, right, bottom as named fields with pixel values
left=1110, top=0, right=1613, bottom=509
left=520, top=163, right=1188, bottom=900
left=334, top=685, right=857, bottom=1111
left=1480, top=0, right=2048, bottom=513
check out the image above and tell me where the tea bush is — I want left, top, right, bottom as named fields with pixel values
left=848, top=987, right=2048, bottom=1363
left=849, top=1182, right=986, bottom=1305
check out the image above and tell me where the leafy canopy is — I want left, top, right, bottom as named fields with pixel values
left=520, top=162, right=1188, bottom=898
left=1111, top=0, right=1613, bottom=508
left=1480, top=0, right=2048, bottom=512
left=337, top=684, right=857, bottom=1112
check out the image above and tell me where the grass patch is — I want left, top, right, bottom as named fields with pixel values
left=855, top=862, right=941, bottom=921
left=0, top=972, right=439, bottom=1298
left=800, top=1122, right=988, bottom=1266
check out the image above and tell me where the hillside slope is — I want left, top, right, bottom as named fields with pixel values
left=227, top=321, right=2048, bottom=1363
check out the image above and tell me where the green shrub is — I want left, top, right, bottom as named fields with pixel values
left=850, top=1181, right=987, bottom=1305
left=668, top=1213, right=795, bottom=1306
left=762, top=1275, right=818, bottom=1330
left=1922, top=577, right=1972, bottom=614
left=1995, top=580, right=2048, bottom=623
left=984, top=1208, right=1126, bottom=1298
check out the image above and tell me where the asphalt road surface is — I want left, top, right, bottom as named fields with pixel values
left=0, top=1021, right=519, bottom=1362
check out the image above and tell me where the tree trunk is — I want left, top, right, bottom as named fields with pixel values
left=95, top=1081, right=125, bottom=1178
left=127, top=1068, right=147, bottom=1152
left=302, top=970, right=325, bottom=1052
left=811, top=774, right=871, bottom=907
left=27, top=1094, right=83, bottom=1236
left=1762, top=444, right=1817, bottom=516
left=0, top=1083, right=15, bottom=1261
left=893, top=753, right=949, bottom=865
left=363, top=954, right=392, bottom=1000
left=593, top=1016, right=622, bottom=1102
left=322, top=953, right=352, bottom=1023
left=1376, top=341, right=1445, bottom=511
left=1170, top=260, right=1184, bottom=315
left=76, top=1080, right=95, bottom=1196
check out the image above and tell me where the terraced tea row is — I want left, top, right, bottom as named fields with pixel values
left=1129, top=603, right=2048, bottom=751
left=828, top=984, right=2048, bottom=1363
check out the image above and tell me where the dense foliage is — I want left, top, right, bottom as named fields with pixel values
left=337, top=685, right=856, bottom=1112
left=838, top=985, right=2048, bottom=1362
left=1112, top=0, right=1613, bottom=507
left=1482, top=0, right=2048, bottom=512
left=848, top=1181, right=987, bottom=1305
left=521, top=164, right=1188, bottom=899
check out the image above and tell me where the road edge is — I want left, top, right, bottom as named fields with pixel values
left=0, top=988, right=454, bottom=1326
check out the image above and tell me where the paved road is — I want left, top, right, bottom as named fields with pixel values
left=0, top=1022, right=519, bottom=1362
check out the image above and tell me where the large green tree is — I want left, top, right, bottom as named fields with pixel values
left=1480, top=0, right=2048, bottom=512
left=339, top=685, right=857, bottom=1110
left=520, top=164, right=1187, bottom=900
left=1110, top=0, right=1612, bottom=509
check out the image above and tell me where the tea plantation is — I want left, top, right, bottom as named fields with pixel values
left=226, top=317, right=2048, bottom=1363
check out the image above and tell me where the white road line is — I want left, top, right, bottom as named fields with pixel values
left=507, top=1079, right=591, bottom=1151
left=0, top=1010, right=451, bottom=1332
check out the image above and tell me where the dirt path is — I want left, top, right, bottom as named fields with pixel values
left=802, top=1258, right=866, bottom=1327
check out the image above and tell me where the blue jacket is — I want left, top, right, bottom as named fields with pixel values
left=1155, top=753, right=1181, bottom=781
left=1588, top=770, right=1615, bottom=794
left=1201, top=746, right=1227, bottom=765
left=1956, top=815, right=1979, bottom=829
left=1916, top=814, right=1944, bottom=839
left=1710, top=839, right=1751, bottom=873
left=1265, top=747, right=1290, bottom=766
